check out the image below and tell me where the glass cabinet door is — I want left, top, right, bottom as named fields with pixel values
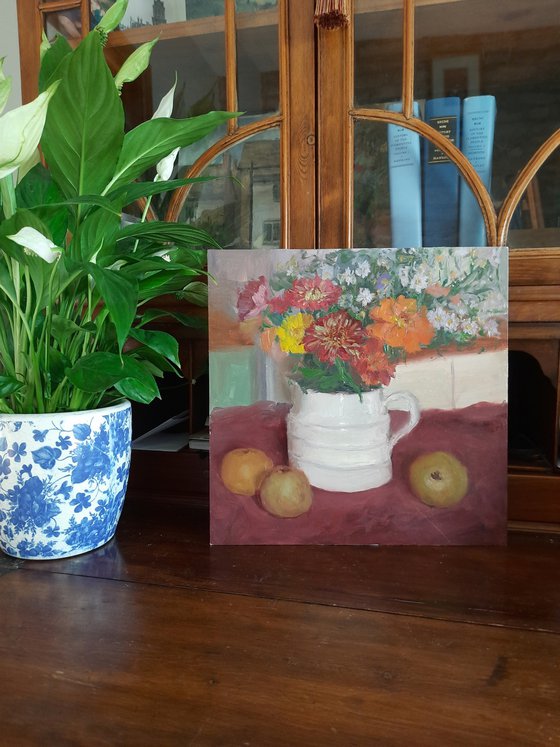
left=349, top=0, right=560, bottom=251
left=103, top=1, right=285, bottom=250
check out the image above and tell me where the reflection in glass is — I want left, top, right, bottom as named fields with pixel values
left=90, top=1, right=117, bottom=29
left=236, top=2, right=279, bottom=117
left=117, top=0, right=187, bottom=28
left=509, top=150, right=560, bottom=248
left=133, top=13, right=227, bottom=123
left=236, top=0, right=278, bottom=11
left=186, top=0, right=224, bottom=20
left=354, top=0, right=403, bottom=108
left=353, top=121, right=391, bottom=248
left=45, top=11, right=82, bottom=42
left=354, top=120, right=495, bottom=248
left=178, top=128, right=280, bottom=249
left=414, top=0, right=560, bottom=240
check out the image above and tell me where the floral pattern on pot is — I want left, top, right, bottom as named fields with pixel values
left=0, top=401, right=131, bottom=560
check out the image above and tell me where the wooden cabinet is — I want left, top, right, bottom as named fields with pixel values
left=16, top=0, right=560, bottom=524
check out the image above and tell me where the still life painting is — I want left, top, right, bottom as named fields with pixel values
left=208, top=247, right=508, bottom=545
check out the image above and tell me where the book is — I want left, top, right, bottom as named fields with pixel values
left=458, top=95, right=497, bottom=247
left=387, top=101, right=422, bottom=247
left=422, top=97, right=461, bottom=246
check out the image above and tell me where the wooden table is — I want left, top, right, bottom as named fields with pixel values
left=1, top=492, right=559, bottom=745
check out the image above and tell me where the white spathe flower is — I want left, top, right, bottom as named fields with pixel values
left=152, top=78, right=177, bottom=120
left=155, top=146, right=180, bottom=181
left=0, top=80, right=59, bottom=179
left=152, top=78, right=180, bottom=180
left=7, top=227, right=61, bottom=263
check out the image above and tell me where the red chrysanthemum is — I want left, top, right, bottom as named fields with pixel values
left=285, top=276, right=342, bottom=311
left=351, top=338, right=396, bottom=387
left=268, top=293, right=292, bottom=314
left=303, top=311, right=364, bottom=364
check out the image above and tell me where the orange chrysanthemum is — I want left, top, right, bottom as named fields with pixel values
left=366, top=295, right=434, bottom=353
left=352, top=339, right=396, bottom=387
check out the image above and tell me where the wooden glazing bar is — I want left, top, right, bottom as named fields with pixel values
left=352, top=107, right=498, bottom=245
left=401, top=0, right=415, bottom=118
left=16, top=0, right=44, bottom=102
left=317, top=4, right=353, bottom=248
left=225, top=0, right=238, bottom=135
left=80, top=0, right=89, bottom=36
left=278, top=0, right=293, bottom=247
left=498, top=128, right=560, bottom=247
left=38, top=0, right=81, bottom=10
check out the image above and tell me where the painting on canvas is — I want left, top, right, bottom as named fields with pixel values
left=208, top=248, right=508, bottom=545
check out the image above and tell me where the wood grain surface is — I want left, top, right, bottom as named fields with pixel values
left=2, top=493, right=559, bottom=745
left=1, top=564, right=559, bottom=746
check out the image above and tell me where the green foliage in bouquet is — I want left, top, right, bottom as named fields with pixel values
left=0, top=0, right=236, bottom=414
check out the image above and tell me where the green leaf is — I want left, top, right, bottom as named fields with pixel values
left=105, top=110, right=237, bottom=194
left=39, top=34, right=72, bottom=93
left=114, top=371, right=160, bottom=404
left=128, top=328, right=180, bottom=367
left=116, top=220, right=221, bottom=249
left=41, top=32, right=124, bottom=200
left=176, top=281, right=208, bottom=306
left=87, top=263, right=137, bottom=352
left=51, top=315, right=94, bottom=337
left=15, top=164, right=68, bottom=245
left=130, top=346, right=180, bottom=375
left=76, top=206, right=120, bottom=262
left=0, top=256, right=17, bottom=304
left=65, top=352, right=159, bottom=402
left=108, top=176, right=216, bottom=208
left=0, top=374, right=23, bottom=398
left=137, top=308, right=207, bottom=330
left=65, top=351, right=132, bottom=392
left=46, top=347, right=71, bottom=388
left=137, top=271, right=201, bottom=299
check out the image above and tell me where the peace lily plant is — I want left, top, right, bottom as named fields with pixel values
left=0, top=0, right=234, bottom=416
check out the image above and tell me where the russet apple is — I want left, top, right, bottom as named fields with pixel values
left=409, top=451, right=468, bottom=507
left=259, top=466, right=313, bottom=518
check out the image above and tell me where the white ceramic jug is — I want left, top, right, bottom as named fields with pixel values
left=287, top=384, right=420, bottom=492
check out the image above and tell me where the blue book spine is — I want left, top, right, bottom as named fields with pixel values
left=458, top=95, right=497, bottom=246
left=422, top=97, right=461, bottom=246
left=387, top=101, right=422, bottom=247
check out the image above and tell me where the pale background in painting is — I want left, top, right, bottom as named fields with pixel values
left=208, top=248, right=508, bottom=412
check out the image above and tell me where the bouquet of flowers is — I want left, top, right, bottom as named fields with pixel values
left=236, top=248, right=507, bottom=395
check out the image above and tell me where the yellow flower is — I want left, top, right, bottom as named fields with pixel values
left=276, top=313, right=313, bottom=354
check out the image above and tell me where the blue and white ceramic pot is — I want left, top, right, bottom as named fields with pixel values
left=0, top=401, right=131, bottom=560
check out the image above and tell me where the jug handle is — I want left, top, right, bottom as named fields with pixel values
left=386, top=391, right=420, bottom=449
